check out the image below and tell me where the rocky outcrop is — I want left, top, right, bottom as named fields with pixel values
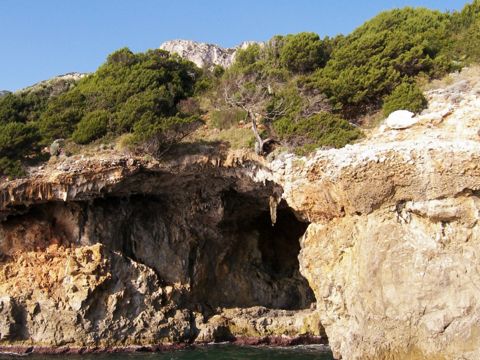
left=0, top=149, right=319, bottom=350
left=0, top=243, right=187, bottom=347
left=195, top=306, right=325, bottom=345
left=268, top=67, right=480, bottom=359
left=385, top=109, right=417, bottom=129
left=159, top=40, right=259, bottom=69
left=273, top=139, right=480, bottom=359
left=1, top=67, right=480, bottom=358
left=16, top=72, right=86, bottom=98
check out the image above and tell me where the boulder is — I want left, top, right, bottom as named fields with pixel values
left=385, top=110, right=418, bottom=129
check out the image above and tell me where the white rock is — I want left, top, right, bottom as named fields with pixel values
left=159, top=39, right=262, bottom=69
left=385, top=110, right=418, bottom=130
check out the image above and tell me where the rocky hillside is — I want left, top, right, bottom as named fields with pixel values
left=0, top=64, right=480, bottom=358
left=16, top=72, right=86, bottom=97
left=3, top=3, right=479, bottom=180
left=159, top=39, right=259, bottom=68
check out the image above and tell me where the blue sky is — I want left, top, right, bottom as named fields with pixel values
left=0, top=0, right=469, bottom=91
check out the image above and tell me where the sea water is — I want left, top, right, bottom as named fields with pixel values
left=0, top=345, right=334, bottom=360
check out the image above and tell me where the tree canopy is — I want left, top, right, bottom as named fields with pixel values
left=309, top=7, right=450, bottom=117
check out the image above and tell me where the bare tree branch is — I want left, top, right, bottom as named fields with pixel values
left=222, top=74, right=271, bottom=155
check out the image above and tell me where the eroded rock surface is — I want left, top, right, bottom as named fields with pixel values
left=268, top=68, right=480, bottom=359
left=0, top=243, right=188, bottom=346
left=0, top=150, right=318, bottom=349
left=195, top=306, right=325, bottom=345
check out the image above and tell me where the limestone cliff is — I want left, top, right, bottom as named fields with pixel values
left=1, top=68, right=480, bottom=358
left=159, top=40, right=259, bottom=69
left=267, top=68, right=480, bottom=359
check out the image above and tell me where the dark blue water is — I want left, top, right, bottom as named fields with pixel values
left=0, top=345, right=333, bottom=360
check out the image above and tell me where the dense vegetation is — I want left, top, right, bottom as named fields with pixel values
left=382, top=82, right=428, bottom=117
left=310, top=8, right=450, bottom=116
left=209, top=2, right=480, bottom=151
left=0, top=49, right=202, bottom=177
left=1, top=1, right=479, bottom=177
left=447, top=0, right=480, bottom=63
left=39, top=48, right=201, bottom=142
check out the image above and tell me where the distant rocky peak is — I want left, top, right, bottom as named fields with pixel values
left=16, top=72, right=87, bottom=98
left=159, top=39, right=261, bottom=69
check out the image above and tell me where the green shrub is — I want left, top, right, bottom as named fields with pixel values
left=193, top=76, right=215, bottom=94
left=274, top=112, right=362, bottom=151
left=212, top=65, right=225, bottom=78
left=72, top=110, right=109, bottom=144
left=0, top=94, right=25, bottom=124
left=0, top=122, right=39, bottom=178
left=266, top=85, right=304, bottom=120
left=446, top=1, right=480, bottom=64
left=106, top=47, right=138, bottom=66
left=231, top=33, right=336, bottom=77
left=382, top=82, right=427, bottom=117
left=0, top=90, right=52, bottom=125
left=234, top=44, right=263, bottom=69
left=39, top=89, right=86, bottom=141
left=31, top=47, right=201, bottom=154
left=0, top=122, right=40, bottom=158
left=38, top=48, right=199, bottom=144
left=113, top=88, right=174, bottom=133
left=280, top=32, right=327, bottom=73
left=454, top=19, right=480, bottom=63
left=0, top=157, right=25, bottom=178
left=131, top=115, right=202, bottom=155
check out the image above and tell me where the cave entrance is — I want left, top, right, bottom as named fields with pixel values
left=257, top=206, right=309, bottom=281
left=0, top=184, right=316, bottom=312
left=193, top=189, right=316, bottom=311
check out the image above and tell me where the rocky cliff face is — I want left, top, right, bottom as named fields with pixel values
left=267, top=68, right=480, bottom=359
left=159, top=40, right=258, bottom=69
left=0, top=149, right=321, bottom=350
left=0, top=68, right=480, bottom=358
